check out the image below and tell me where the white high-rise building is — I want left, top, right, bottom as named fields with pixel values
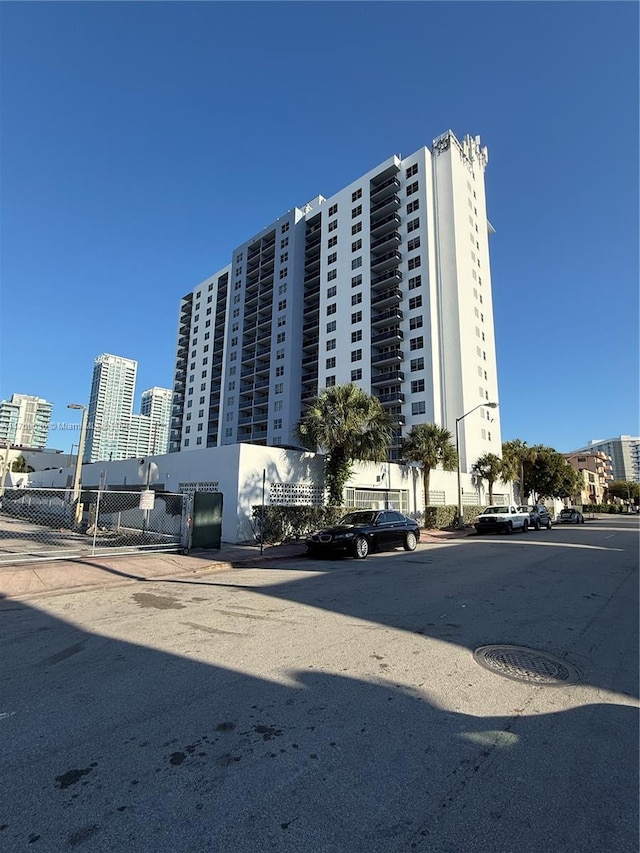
left=171, top=131, right=502, bottom=474
left=85, top=354, right=137, bottom=462
left=0, top=394, right=52, bottom=449
left=140, top=387, right=172, bottom=455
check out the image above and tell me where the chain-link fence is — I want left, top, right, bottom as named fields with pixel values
left=0, top=487, right=191, bottom=565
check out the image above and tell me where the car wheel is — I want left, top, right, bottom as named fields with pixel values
left=546, top=519, right=552, bottom=529
left=404, top=531, right=417, bottom=551
left=506, top=521, right=513, bottom=535
left=580, top=517, right=585, bottom=524
left=353, top=536, right=370, bottom=559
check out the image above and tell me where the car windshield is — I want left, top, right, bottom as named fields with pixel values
left=483, top=506, right=510, bottom=514
left=339, top=511, right=376, bottom=526
left=517, top=506, right=534, bottom=513
left=560, top=509, right=573, bottom=514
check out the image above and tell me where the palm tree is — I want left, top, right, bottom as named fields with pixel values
left=472, top=453, right=503, bottom=504
left=501, top=439, right=530, bottom=503
left=294, top=384, right=392, bottom=506
left=401, top=423, right=457, bottom=514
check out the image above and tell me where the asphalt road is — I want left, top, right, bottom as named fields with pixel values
left=1, top=517, right=638, bottom=852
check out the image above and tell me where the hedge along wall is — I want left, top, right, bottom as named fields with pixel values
left=251, top=504, right=486, bottom=544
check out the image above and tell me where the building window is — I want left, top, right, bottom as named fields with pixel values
left=328, top=203, right=338, bottom=216
left=274, top=400, right=283, bottom=412
left=326, top=357, right=336, bottom=368
left=225, top=428, right=233, bottom=437
left=351, top=349, right=362, bottom=362
left=351, top=256, right=362, bottom=270
left=407, top=217, right=420, bottom=232
left=327, top=303, right=337, bottom=315
left=275, top=366, right=284, bottom=376
left=277, top=331, right=286, bottom=343
left=408, top=256, right=421, bottom=270
left=351, top=292, right=362, bottom=306
left=276, top=348, right=285, bottom=360
left=351, top=310, right=362, bottom=323
left=273, top=418, right=283, bottom=429
left=278, top=283, right=287, bottom=295
left=410, top=336, right=424, bottom=351
left=408, top=275, right=421, bottom=290
left=351, top=329, right=362, bottom=343
left=407, top=199, right=419, bottom=214
left=351, top=274, right=362, bottom=287
left=327, top=252, right=337, bottom=265
left=352, top=188, right=362, bottom=202
left=277, top=315, right=286, bottom=327
left=406, top=181, right=419, bottom=196
left=327, top=320, right=336, bottom=333
left=412, top=401, right=426, bottom=415
left=278, top=299, right=287, bottom=310
left=281, top=236, right=289, bottom=248
left=328, top=220, right=338, bottom=232
left=279, top=268, right=288, bottom=279
left=184, top=438, right=190, bottom=446
left=326, top=375, right=336, bottom=387
left=406, top=163, right=418, bottom=178
left=327, top=285, right=337, bottom=298
left=409, top=295, right=423, bottom=310
left=352, top=238, right=362, bottom=252
left=281, top=222, right=289, bottom=233
left=410, top=357, right=425, bottom=371
left=328, top=235, right=338, bottom=248
left=275, top=382, right=284, bottom=393
left=280, top=252, right=288, bottom=263
left=326, top=338, right=336, bottom=351
left=411, top=379, right=425, bottom=393
left=352, top=221, right=362, bottom=235
left=351, top=368, right=362, bottom=380
left=408, top=236, right=421, bottom=251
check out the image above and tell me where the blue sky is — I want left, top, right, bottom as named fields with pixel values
left=1, top=1, right=638, bottom=455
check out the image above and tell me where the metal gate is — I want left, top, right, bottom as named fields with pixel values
left=0, top=487, right=190, bottom=565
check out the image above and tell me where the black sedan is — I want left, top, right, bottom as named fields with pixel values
left=558, top=507, right=585, bottom=524
left=305, top=510, right=420, bottom=559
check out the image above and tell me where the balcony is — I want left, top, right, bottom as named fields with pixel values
left=255, top=377, right=270, bottom=390
left=302, top=335, right=319, bottom=350
left=304, top=256, right=320, bottom=274
left=370, top=193, right=401, bottom=217
left=370, top=212, right=401, bottom=236
left=303, top=271, right=320, bottom=287
left=371, top=230, right=401, bottom=254
left=304, top=282, right=320, bottom=301
left=377, top=391, right=405, bottom=405
left=371, top=368, right=404, bottom=386
left=371, top=327, right=403, bottom=346
left=371, top=287, right=403, bottom=308
left=302, top=370, right=318, bottom=384
left=302, top=353, right=318, bottom=368
left=371, top=307, right=403, bottom=327
left=305, top=232, right=321, bottom=252
left=371, top=348, right=403, bottom=365
left=371, top=250, right=402, bottom=273
left=372, top=269, right=402, bottom=290
left=370, top=175, right=401, bottom=200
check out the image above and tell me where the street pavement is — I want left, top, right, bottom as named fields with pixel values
left=1, top=516, right=638, bottom=852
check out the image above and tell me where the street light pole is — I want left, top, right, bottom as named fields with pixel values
left=68, top=404, right=88, bottom=527
left=456, top=401, right=498, bottom=528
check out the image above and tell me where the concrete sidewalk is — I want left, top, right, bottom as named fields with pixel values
left=0, top=527, right=472, bottom=599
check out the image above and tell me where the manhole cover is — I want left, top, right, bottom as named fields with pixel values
left=473, top=645, right=580, bottom=686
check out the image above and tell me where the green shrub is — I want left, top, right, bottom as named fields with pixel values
left=251, top=505, right=352, bottom=544
left=404, top=504, right=484, bottom=530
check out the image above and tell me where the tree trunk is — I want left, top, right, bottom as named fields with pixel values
left=488, top=479, right=494, bottom=504
left=423, top=467, right=430, bottom=514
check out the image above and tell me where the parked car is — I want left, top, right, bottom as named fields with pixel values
left=474, top=505, right=530, bottom=534
left=517, top=504, right=553, bottom=530
left=305, top=510, right=420, bottom=559
left=557, top=507, right=585, bottom=524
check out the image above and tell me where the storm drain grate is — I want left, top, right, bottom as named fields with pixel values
left=473, top=645, right=581, bottom=686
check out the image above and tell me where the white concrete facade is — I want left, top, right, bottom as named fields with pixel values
left=86, top=354, right=138, bottom=462
left=571, top=436, right=640, bottom=483
left=140, top=387, right=172, bottom=455
left=19, top=443, right=511, bottom=544
left=171, top=131, right=502, bottom=476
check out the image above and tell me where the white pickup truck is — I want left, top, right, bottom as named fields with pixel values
left=474, top=504, right=530, bottom=535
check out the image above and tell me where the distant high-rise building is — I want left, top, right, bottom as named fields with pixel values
left=0, top=394, right=52, bottom=449
left=570, top=436, right=640, bottom=483
left=86, top=354, right=137, bottom=462
left=140, top=387, right=172, bottom=455
left=171, top=130, right=501, bottom=473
